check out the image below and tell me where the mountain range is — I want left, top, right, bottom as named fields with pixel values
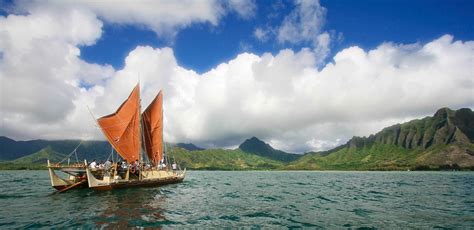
left=1, top=107, right=473, bottom=170
left=287, top=107, right=474, bottom=170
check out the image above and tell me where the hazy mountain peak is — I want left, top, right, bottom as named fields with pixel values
left=176, top=143, right=204, bottom=151
left=241, top=136, right=265, bottom=145
left=239, top=137, right=300, bottom=162
left=433, top=107, right=453, bottom=119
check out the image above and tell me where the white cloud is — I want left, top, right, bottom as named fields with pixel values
left=254, top=27, right=270, bottom=41
left=0, top=7, right=114, bottom=140
left=0, top=0, right=252, bottom=139
left=0, top=8, right=104, bottom=123
left=277, top=0, right=326, bottom=44
left=0, top=2, right=473, bottom=153
left=313, top=32, right=330, bottom=62
left=14, top=0, right=255, bottom=39
left=255, top=0, right=331, bottom=64
left=227, top=0, right=257, bottom=19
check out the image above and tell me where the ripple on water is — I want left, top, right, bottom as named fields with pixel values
left=223, top=192, right=240, bottom=199
left=244, top=211, right=278, bottom=219
left=293, top=182, right=309, bottom=186
left=284, top=204, right=297, bottom=210
left=0, top=194, right=27, bottom=199
left=316, top=195, right=336, bottom=203
left=287, top=217, right=322, bottom=228
left=256, top=183, right=274, bottom=188
left=367, top=190, right=388, bottom=195
left=352, top=208, right=374, bottom=218
left=10, top=178, right=28, bottom=183
left=219, top=215, right=240, bottom=221
left=257, top=195, right=278, bottom=202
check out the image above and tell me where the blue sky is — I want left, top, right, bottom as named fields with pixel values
left=79, top=0, right=474, bottom=73
left=1, top=0, right=473, bottom=151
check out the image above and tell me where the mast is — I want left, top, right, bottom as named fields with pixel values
left=162, top=91, right=165, bottom=166
left=140, top=107, right=149, bottom=164
left=138, top=82, right=143, bottom=181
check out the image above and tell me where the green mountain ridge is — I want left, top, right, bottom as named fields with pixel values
left=172, top=147, right=283, bottom=170
left=0, top=146, right=67, bottom=170
left=175, top=143, right=204, bottom=151
left=12, top=146, right=67, bottom=164
left=287, top=108, right=474, bottom=170
left=0, top=137, right=207, bottom=161
left=348, top=108, right=473, bottom=150
left=0, top=137, right=111, bottom=161
left=238, top=137, right=301, bottom=162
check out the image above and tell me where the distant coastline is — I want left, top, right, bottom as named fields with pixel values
left=0, top=163, right=471, bottom=171
left=1, top=107, right=473, bottom=171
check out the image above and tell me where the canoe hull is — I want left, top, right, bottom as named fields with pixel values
left=86, top=166, right=186, bottom=191
left=90, top=176, right=185, bottom=191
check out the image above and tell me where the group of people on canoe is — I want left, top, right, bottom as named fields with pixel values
left=88, top=160, right=112, bottom=170
left=88, top=159, right=178, bottom=176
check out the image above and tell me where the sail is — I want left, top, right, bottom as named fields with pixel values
left=141, top=90, right=163, bottom=166
left=97, top=85, right=141, bottom=163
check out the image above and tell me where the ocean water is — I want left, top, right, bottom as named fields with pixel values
left=0, top=170, right=473, bottom=229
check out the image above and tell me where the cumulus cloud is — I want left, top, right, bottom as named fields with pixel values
left=0, top=8, right=103, bottom=121
left=13, top=0, right=255, bottom=39
left=0, top=0, right=253, bottom=139
left=1, top=2, right=473, bottom=153
left=0, top=7, right=113, bottom=139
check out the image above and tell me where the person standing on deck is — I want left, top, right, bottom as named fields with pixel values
left=89, top=159, right=97, bottom=169
left=104, top=160, right=112, bottom=176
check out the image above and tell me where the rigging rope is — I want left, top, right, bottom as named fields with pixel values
left=107, top=146, right=114, bottom=162
left=59, top=141, right=83, bottom=164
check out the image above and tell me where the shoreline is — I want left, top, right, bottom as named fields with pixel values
left=0, top=166, right=471, bottom=172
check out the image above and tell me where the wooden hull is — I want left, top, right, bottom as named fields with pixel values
left=48, top=160, right=87, bottom=191
left=86, top=166, right=186, bottom=191
left=50, top=170, right=185, bottom=192
left=90, top=176, right=185, bottom=191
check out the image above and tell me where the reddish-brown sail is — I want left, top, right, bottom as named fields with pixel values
left=97, top=85, right=141, bottom=163
left=141, top=91, right=163, bottom=166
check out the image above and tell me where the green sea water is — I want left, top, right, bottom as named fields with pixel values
left=0, top=170, right=473, bottom=228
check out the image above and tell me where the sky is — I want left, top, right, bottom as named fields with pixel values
left=0, top=0, right=473, bottom=153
